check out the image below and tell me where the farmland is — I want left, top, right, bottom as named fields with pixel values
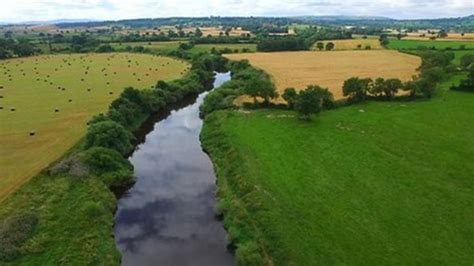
left=311, top=39, right=382, bottom=50
left=0, top=53, right=188, bottom=200
left=202, top=75, right=474, bottom=264
left=225, top=50, right=420, bottom=101
left=388, top=39, right=474, bottom=50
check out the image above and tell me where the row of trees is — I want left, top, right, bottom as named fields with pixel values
left=0, top=38, right=36, bottom=59
left=81, top=54, right=227, bottom=187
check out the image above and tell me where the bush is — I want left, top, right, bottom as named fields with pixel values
left=0, top=212, right=38, bottom=261
left=294, top=86, right=324, bottom=120
left=82, top=201, right=105, bottom=218
left=84, top=121, right=132, bottom=155
left=81, top=147, right=134, bottom=187
left=236, top=241, right=264, bottom=266
left=82, top=147, right=132, bottom=174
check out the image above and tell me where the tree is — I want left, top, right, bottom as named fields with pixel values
left=243, top=77, right=278, bottom=105
left=84, top=120, right=132, bottom=155
left=369, top=77, right=385, bottom=97
left=282, top=88, right=297, bottom=108
left=383, top=78, right=403, bottom=99
left=294, top=87, right=323, bottom=120
left=460, top=54, right=474, bottom=70
left=325, top=42, right=335, bottom=51
left=342, top=77, right=371, bottom=102
left=403, top=80, right=420, bottom=98
left=316, top=42, right=324, bottom=51
left=417, top=78, right=436, bottom=98
left=195, top=27, right=203, bottom=37
left=379, top=34, right=389, bottom=46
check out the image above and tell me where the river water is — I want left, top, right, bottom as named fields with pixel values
left=114, top=72, right=235, bottom=266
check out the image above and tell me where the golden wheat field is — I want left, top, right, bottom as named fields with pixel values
left=225, top=50, right=421, bottom=102
left=311, top=39, right=383, bottom=50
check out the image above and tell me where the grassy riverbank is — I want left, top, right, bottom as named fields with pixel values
left=201, top=75, right=474, bottom=264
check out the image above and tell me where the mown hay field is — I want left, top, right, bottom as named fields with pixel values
left=0, top=53, right=188, bottom=200
left=225, top=50, right=420, bottom=102
left=311, top=39, right=383, bottom=50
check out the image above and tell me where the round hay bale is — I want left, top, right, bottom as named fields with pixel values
left=68, top=99, right=72, bottom=102
left=11, top=107, right=15, bottom=111
left=0, top=106, right=3, bottom=110
left=55, top=108, right=59, bottom=112
left=109, top=92, right=113, bottom=95
left=29, top=131, right=36, bottom=136
left=87, top=89, right=91, bottom=92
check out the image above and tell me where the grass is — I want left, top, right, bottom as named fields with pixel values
left=189, top=43, right=257, bottom=55
left=387, top=39, right=474, bottom=65
left=388, top=39, right=474, bottom=50
left=311, top=39, right=383, bottom=50
left=225, top=50, right=420, bottom=101
left=0, top=53, right=188, bottom=200
left=202, top=75, right=474, bottom=265
left=110, top=41, right=183, bottom=54
left=0, top=174, right=119, bottom=265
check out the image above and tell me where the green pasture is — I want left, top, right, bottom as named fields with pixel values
left=202, top=75, right=474, bottom=265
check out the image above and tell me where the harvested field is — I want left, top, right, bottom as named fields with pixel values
left=225, top=50, right=421, bottom=102
left=0, top=53, right=188, bottom=200
left=311, top=39, right=383, bottom=50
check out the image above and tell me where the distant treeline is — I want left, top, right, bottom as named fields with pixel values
left=257, top=27, right=352, bottom=52
left=54, top=15, right=474, bottom=32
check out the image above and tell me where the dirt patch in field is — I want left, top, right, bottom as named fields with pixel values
left=225, top=50, right=421, bottom=103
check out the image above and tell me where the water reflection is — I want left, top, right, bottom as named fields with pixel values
left=115, top=73, right=235, bottom=266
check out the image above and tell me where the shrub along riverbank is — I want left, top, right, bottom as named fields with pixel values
left=0, top=53, right=228, bottom=264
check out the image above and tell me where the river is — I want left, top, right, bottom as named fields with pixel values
left=114, top=72, right=235, bottom=266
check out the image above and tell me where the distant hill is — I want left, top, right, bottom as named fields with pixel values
left=2, top=15, right=474, bottom=31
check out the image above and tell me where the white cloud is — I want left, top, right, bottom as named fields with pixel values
left=0, top=0, right=472, bottom=23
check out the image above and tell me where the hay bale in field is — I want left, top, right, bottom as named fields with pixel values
left=68, top=99, right=72, bottom=102
left=55, top=108, right=59, bottom=112
left=11, top=107, right=15, bottom=111
left=87, top=89, right=91, bottom=92
left=0, top=106, right=3, bottom=110
left=29, top=131, right=35, bottom=136
left=109, top=92, right=113, bottom=95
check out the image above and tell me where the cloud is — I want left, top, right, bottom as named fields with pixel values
left=0, top=0, right=472, bottom=23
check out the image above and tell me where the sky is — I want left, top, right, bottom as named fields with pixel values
left=0, top=0, right=473, bottom=23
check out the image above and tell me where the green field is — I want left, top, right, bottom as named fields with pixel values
left=110, top=41, right=257, bottom=55
left=0, top=53, right=188, bottom=200
left=388, top=39, right=474, bottom=50
left=189, top=43, right=257, bottom=54
left=110, top=41, right=183, bottom=54
left=202, top=75, right=474, bottom=264
left=388, top=39, right=474, bottom=65
left=0, top=174, right=119, bottom=264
